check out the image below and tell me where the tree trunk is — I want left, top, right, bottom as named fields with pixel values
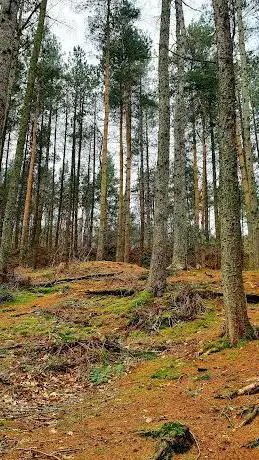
left=212, top=0, right=254, bottom=344
left=55, top=105, right=68, bottom=250
left=201, top=118, right=209, bottom=241
left=124, top=89, right=132, bottom=263
left=88, top=97, right=97, bottom=252
left=148, top=0, right=171, bottom=295
left=172, top=0, right=187, bottom=269
left=74, top=96, right=84, bottom=258
left=209, top=107, right=220, bottom=243
left=192, top=119, right=199, bottom=228
left=252, top=105, right=259, bottom=163
left=0, top=0, right=48, bottom=278
left=0, top=0, right=19, bottom=156
left=20, top=104, right=38, bottom=261
left=236, top=0, right=259, bottom=269
left=145, top=110, right=152, bottom=250
left=116, top=101, right=124, bottom=262
left=139, top=86, right=145, bottom=266
left=96, top=0, right=111, bottom=261
left=48, top=108, right=58, bottom=251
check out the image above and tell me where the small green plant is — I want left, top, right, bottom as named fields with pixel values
left=193, top=373, right=211, bottom=381
left=203, top=337, right=232, bottom=354
left=139, top=422, right=187, bottom=440
left=244, top=438, right=259, bottom=449
left=88, top=363, right=125, bottom=385
left=151, top=367, right=182, bottom=380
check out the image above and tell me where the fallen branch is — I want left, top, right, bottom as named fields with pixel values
left=16, top=448, right=61, bottom=460
left=169, top=284, right=259, bottom=304
left=216, top=380, right=259, bottom=399
left=238, top=405, right=259, bottom=427
left=85, top=288, right=136, bottom=297
left=33, top=272, right=119, bottom=288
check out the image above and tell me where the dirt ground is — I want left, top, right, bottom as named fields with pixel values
left=0, top=262, right=258, bottom=459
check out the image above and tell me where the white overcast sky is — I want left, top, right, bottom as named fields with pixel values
left=47, top=0, right=204, bottom=59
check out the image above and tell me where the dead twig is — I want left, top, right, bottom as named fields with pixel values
left=16, top=448, right=61, bottom=460
left=189, top=430, right=201, bottom=460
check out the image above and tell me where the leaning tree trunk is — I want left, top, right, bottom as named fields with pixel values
left=0, top=0, right=48, bottom=278
left=96, top=0, right=111, bottom=261
left=148, top=0, right=171, bottom=295
left=0, top=0, right=19, bottom=161
left=212, top=0, right=254, bottom=344
left=172, top=0, right=188, bottom=269
left=236, top=0, right=259, bottom=269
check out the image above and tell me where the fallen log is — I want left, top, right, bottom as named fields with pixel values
left=182, top=288, right=259, bottom=304
left=32, top=272, right=119, bottom=288
left=85, top=288, right=136, bottom=297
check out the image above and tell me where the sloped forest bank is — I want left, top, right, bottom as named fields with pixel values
left=0, top=261, right=258, bottom=459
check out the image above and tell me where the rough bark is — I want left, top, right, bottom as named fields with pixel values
left=172, top=0, right=188, bottom=269
left=139, top=84, right=145, bottom=265
left=212, top=0, right=254, bottom=344
left=20, top=104, right=38, bottom=261
left=236, top=0, right=259, bottom=269
left=0, top=0, right=48, bottom=278
left=201, top=118, right=209, bottom=241
left=116, top=102, right=124, bottom=262
left=88, top=97, right=97, bottom=251
left=145, top=110, right=152, bottom=250
left=55, top=105, right=68, bottom=249
left=209, top=107, right=220, bottom=243
left=96, top=0, right=111, bottom=261
left=147, top=0, right=171, bottom=295
left=192, top=120, right=199, bottom=228
left=124, top=90, right=132, bottom=263
left=0, top=0, right=19, bottom=156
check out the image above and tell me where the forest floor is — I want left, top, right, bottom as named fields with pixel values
left=0, top=261, right=258, bottom=460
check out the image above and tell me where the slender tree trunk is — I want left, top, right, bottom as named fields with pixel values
left=172, top=0, right=187, bottom=269
left=96, top=0, right=111, bottom=260
left=124, top=89, right=132, bottom=263
left=31, top=112, right=44, bottom=269
left=148, top=0, right=171, bottom=295
left=20, top=104, right=38, bottom=261
left=44, top=108, right=52, bottom=248
left=236, top=0, right=259, bottom=269
left=66, top=95, right=77, bottom=261
left=252, top=105, right=259, bottom=163
left=13, top=129, right=29, bottom=248
left=55, top=105, right=68, bottom=249
left=145, top=110, right=152, bottom=250
left=212, top=0, right=254, bottom=344
left=116, top=102, right=124, bottom=262
left=88, top=98, right=97, bottom=252
left=49, top=108, right=58, bottom=251
left=0, top=0, right=47, bottom=278
left=201, top=118, right=209, bottom=241
left=139, top=86, right=145, bottom=266
left=192, top=119, right=199, bottom=228
left=74, top=97, right=84, bottom=257
left=209, top=107, right=220, bottom=244
left=0, top=0, right=19, bottom=157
